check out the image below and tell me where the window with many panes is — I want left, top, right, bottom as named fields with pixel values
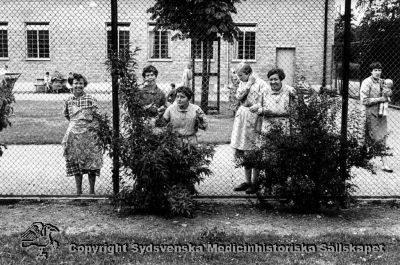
left=26, top=22, right=50, bottom=59
left=233, top=25, right=256, bottom=61
left=106, top=22, right=130, bottom=58
left=0, top=22, right=8, bottom=59
left=148, top=24, right=171, bottom=60
left=192, top=40, right=214, bottom=60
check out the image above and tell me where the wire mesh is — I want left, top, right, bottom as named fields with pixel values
left=0, top=0, right=398, bottom=197
left=332, top=0, right=400, bottom=196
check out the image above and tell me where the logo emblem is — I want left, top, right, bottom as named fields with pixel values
left=20, top=222, right=60, bottom=260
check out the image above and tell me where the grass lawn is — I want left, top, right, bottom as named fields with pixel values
left=2, top=231, right=399, bottom=264
left=1, top=200, right=399, bottom=264
left=1, top=100, right=234, bottom=145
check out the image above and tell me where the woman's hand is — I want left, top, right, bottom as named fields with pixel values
left=380, top=96, right=388, bottom=103
left=382, top=88, right=392, bottom=98
left=248, top=75, right=256, bottom=86
left=143, top=103, right=154, bottom=110
left=249, top=104, right=260, bottom=113
left=157, top=106, right=166, bottom=115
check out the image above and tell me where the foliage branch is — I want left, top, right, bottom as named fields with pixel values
left=106, top=47, right=215, bottom=217
left=237, top=91, right=389, bottom=212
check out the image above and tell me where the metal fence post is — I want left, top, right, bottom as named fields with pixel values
left=111, top=0, right=120, bottom=195
left=322, top=0, right=329, bottom=88
left=340, top=0, right=352, bottom=180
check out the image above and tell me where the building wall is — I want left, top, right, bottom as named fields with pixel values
left=0, top=0, right=335, bottom=92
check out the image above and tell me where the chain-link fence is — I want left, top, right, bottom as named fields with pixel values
left=0, top=0, right=399, bottom=197
left=332, top=0, right=400, bottom=197
left=0, top=0, right=114, bottom=196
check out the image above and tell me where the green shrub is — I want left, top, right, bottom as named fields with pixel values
left=238, top=91, right=388, bottom=212
left=106, top=48, right=214, bottom=217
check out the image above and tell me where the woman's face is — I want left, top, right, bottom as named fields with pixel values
left=72, top=78, right=85, bottom=96
left=236, top=70, right=250, bottom=82
left=371, top=68, right=382, bottom=79
left=144, top=72, right=156, bottom=85
left=269, top=73, right=282, bottom=91
left=176, top=92, right=190, bottom=108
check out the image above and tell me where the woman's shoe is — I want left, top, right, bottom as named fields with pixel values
left=245, top=186, right=258, bottom=194
left=234, top=182, right=251, bottom=192
left=382, top=167, right=393, bottom=173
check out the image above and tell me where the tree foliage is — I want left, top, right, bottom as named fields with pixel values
left=147, top=0, right=241, bottom=42
left=237, top=92, right=389, bottom=212
left=354, top=0, right=400, bottom=102
left=106, top=47, right=215, bottom=217
left=147, top=0, right=243, bottom=113
left=334, top=1, right=400, bottom=102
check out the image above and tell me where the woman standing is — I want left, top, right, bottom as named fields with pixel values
left=62, top=73, right=103, bottom=195
left=360, top=62, right=393, bottom=172
left=162, top=86, right=207, bottom=146
left=138, top=65, right=167, bottom=118
left=257, top=68, right=296, bottom=134
left=230, top=62, right=268, bottom=194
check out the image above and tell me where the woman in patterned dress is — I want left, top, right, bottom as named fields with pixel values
left=230, top=62, right=268, bottom=194
left=257, top=68, right=296, bottom=135
left=62, top=73, right=103, bottom=195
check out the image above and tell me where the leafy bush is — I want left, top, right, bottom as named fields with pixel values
left=238, top=91, right=388, bottom=212
left=0, top=97, right=13, bottom=156
left=106, top=48, right=214, bottom=217
left=91, top=112, right=113, bottom=153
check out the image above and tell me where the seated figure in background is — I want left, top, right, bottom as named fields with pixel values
left=43, top=72, right=52, bottom=93
left=51, top=70, right=65, bottom=93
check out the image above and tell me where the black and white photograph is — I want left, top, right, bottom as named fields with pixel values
left=0, top=0, right=399, bottom=263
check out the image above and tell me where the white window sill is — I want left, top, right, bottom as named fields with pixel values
left=147, top=58, right=173, bottom=62
left=232, top=59, right=256, bottom=63
left=193, top=59, right=215, bottom=62
left=0, top=57, right=9, bottom=61
left=25, top=58, right=50, bottom=61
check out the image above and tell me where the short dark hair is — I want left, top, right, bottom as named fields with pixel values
left=170, top=83, right=176, bottom=88
left=176, top=86, right=193, bottom=100
left=45, top=72, right=49, bottom=75
left=142, top=65, right=158, bottom=78
left=68, top=73, right=88, bottom=87
left=267, top=68, right=286, bottom=80
left=369, top=62, right=382, bottom=72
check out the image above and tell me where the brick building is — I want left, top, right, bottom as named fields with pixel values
left=0, top=0, right=335, bottom=94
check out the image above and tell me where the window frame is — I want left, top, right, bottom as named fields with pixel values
left=25, top=22, right=50, bottom=61
left=232, top=23, right=257, bottom=62
left=190, top=39, right=215, bottom=62
left=0, top=22, right=9, bottom=60
left=106, top=22, right=130, bottom=58
left=147, top=23, right=172, bottom=62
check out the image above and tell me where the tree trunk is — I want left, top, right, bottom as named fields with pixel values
left=200, top=40, right=210, bottom=114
